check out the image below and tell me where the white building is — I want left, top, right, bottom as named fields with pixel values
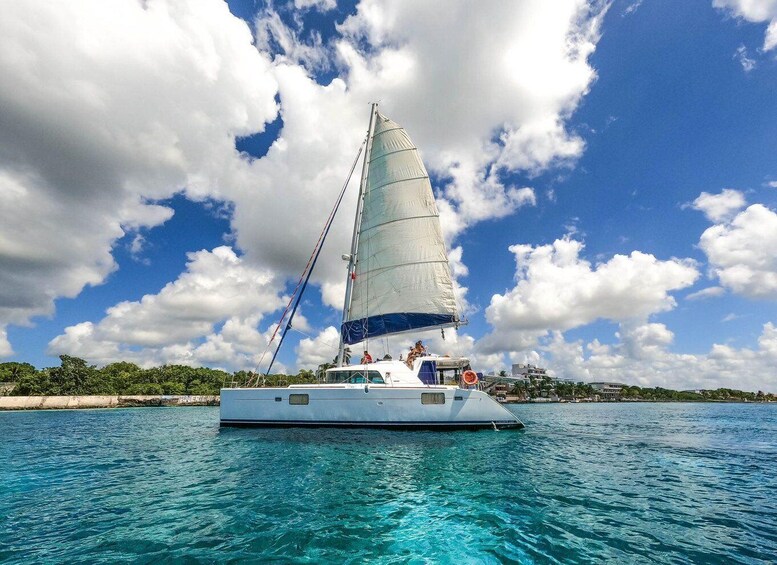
left=589, top=382, right=626, bottom=400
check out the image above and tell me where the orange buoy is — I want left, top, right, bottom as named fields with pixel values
left=462, top=370, right=479, bottom=386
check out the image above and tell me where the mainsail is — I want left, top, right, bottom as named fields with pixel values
left=341, top=109, right=459, bottom=345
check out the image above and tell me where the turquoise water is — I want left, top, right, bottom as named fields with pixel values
left=1, top=403, right=775, bottom=564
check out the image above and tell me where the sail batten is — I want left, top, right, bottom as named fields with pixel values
left=342, top=111, right=458, bottom=345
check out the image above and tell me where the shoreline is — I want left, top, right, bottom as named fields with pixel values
left=0, top=395, right=219, bottom=411
left=504, top=399, right=774, bottom=404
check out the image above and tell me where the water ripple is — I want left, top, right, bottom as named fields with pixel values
left=1, top=403, right=775, bottom=563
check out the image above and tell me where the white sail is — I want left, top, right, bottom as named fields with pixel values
left=341, top=112, right=459, bottom=344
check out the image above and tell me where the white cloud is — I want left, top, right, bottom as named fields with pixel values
left=714, top=0, right=777, bottom=50
left=542, top=321, right=777, bottom=392
left=481, top=237, right=699, bottom=352
left=296, top=326, right=341, bottom=369
left=255, top=7, right=332, bottom=72
left=686, top=286, right=726, bottom=300
left=690, top=188, right=747, bottom=222
left=0, top=327, right=12, bottom=358
left=0, top=0, right=278, bottom=330
left=295, top=0, right=337, bottom=12
left=3, top=1, right=610, bottom=365
left=232, top=1, right=604, bottom=309
left=699, top=203, right=777, bottom=299
left=767, top=180, right=777, bottom=188
left=334, top=0, right=606, bottom=233
left=735, top=44, right=757, bottom=71
left=623, top=1, right=644, bottom=16
left=48, top=246, right=284, bottom=369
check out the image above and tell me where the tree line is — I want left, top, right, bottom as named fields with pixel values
left=0, top=356, right=317, bottom=396
left=515, top=380, right=774, bottom=402
left=1, top=356, right=773, bottom=400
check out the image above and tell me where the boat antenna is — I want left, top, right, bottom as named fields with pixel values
left=254, top=138, right=367, bottom=381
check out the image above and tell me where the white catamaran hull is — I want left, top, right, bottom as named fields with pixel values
left=220, top=386, right=524, bottom=430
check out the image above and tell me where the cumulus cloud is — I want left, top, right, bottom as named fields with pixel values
left=0, top=0, right=278, bottom=334
left=699, top=202, right=777, bottom=299
left=3, top=1, right=611, bottom=367
left=481, top=237, right=699, bottom=352
left=231, top=0, right=606, bottom=310
left=542, top=321, right=777, bottom=392
left=690, top=188, right=747, bottom=222
left=296, top=326, right=341, bottom=369
left=335, top=0, right=606, bottom=234
left=48, top=247, right=284, bottom=368
left=714, top=0, right=777, bottom=50
left=0, top=327, right=12, bottom=358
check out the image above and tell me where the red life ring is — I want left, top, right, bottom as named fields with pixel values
left=462, top=370, right=479, bottom=386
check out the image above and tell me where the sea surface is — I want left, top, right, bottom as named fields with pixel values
left=1, top=403, right=775, bottom=564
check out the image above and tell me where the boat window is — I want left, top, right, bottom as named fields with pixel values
left=421, top=392, right=445, bottom=405
left=325, top=370, right=385, bottom=384
left=289, top=394, right=309, bottom=405
left=366, top=371, right=384, bottom=384
left=418, top=361, right=438, bottom=385
left=325, top=370, right=347, bottom=383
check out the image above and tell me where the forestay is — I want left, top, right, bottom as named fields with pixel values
left=341, top=113, right=459, bottom=344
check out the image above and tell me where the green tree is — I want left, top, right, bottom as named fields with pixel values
left=48, top=356, right=102, bottom=395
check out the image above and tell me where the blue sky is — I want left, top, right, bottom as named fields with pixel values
left=1, top=0, right=776, bottom=391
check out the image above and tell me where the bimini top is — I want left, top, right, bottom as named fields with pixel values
left=341, top=112, right=459, bottom=345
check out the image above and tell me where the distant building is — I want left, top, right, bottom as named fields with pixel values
left=511, top=364, right=548, bottom=380
left=589, top=382, right=626, bottom=400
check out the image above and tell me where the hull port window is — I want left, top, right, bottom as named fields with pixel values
left=289, top=394, right=309, bottom=405
left=421, top=392, right=445, bottom=405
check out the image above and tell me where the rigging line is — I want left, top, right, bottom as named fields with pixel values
left=251, top=139, right=366, bottom=384
left=263, top=140, right=367, bottom=378
left=288, top=326, right=341, bottom=351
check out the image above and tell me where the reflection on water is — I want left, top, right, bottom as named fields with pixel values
left=1, top=403, right=775, bottom=563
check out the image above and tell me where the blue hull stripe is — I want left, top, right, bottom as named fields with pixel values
left=341, top=313, right=457, bottom=344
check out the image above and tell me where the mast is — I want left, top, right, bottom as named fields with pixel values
left=338, top=103, right=378, bottom=366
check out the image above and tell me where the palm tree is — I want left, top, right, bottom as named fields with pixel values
left=332, top=346, right=351, bottom=365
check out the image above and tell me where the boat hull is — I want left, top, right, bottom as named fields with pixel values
left=220, top=386, right=524, bottom=430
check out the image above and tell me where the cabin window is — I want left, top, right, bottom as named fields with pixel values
left=325, top=370, right=385, bottom=384
left=421, top=392, right=445, bottom=405
left=454, top=396, right=463, bottom=401
left=366, top=371, right=384, bottom=384
left=289, top=394, right=309, bottom=405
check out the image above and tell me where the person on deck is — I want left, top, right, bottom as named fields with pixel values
left=406, top=345, right=416, bottom=368
left=360, top=350, right=373, bottom=364
left=406, top=341, right=426, bottom=368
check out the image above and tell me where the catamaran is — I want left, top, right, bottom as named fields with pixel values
left=220, top=104, right=524, bottom=430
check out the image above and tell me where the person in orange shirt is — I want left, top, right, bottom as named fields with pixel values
left=360, top=350, right=373, bottom=364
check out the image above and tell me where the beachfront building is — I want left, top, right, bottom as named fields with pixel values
left=589, top=382, right=626, bottom=400
left=511, top=364, right=548, bottom=380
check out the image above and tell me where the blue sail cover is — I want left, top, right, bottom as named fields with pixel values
left=342, top=113, right=459, bottom=344
left=341, top=313, right=457, bottom=345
